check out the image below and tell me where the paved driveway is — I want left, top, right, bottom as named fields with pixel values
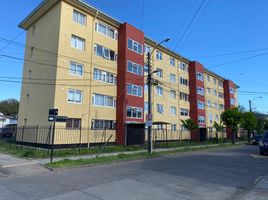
left=0, top=145, right=267, bottom=200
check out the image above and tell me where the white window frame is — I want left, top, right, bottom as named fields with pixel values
left=196, top=72, right=204, bottom=81
left=170, top=106, right=177, bottom=116
left=93, top=68, right=116, bottom=85
left=197, top=87, right=205, bottom=96
left=127, top=60, right=143, bottom=76
left=156, top=50, right=162, bottom=60
left=67, top=89, right=83, bottom=104
left=170, top=73, right=176, bottom=83
left=92, top=93, right=116, bottom=108
left=198, top=116, right=206, bottom=124
left=156, top=86, right=163, bottom=96
left=198, top=101, right=205, bottom=110
left=180, top=108, right=189, bottom=116
left=170, top=57, right=175, bottom=66
left=170, top=90, right=176, bottom=99
left=127, top=106, right=143, bottom=119
left=157, top=104, right=164, bottom=114
left=127, top=84, right=143, bottom=97
left=71, top=35, right=85, bottom=51
left=70, top=61, right=83, bottom=76
left=73, top=9, right=87, bottom=26
left=128, top=38, right=143, bottom=55
left=95, top=21, right=118, bottom=40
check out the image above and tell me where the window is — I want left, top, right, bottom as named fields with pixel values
left=144, top=102, right=149, bottom=112
left=214, top=78, right=217, bottom=85
left=170, top=90, right=176, bottom=99
left=127, top=60, right=143, bottom=75
left=208, top=113, right=213, bottom=124
left=215, top=114, right=219, bottom=122
left=127, top=84, right=143, bottom=97
left=198, top=116, right=205, bottom=124
left=170, top=106, right=177, bottom=116
left=180, top=92, right=189, bottom=101
left=93, top=68, right=116, bottom=84
left=144, top=84, right=148, bottom=92
left=219, top=81, right=223, bottom=87
left=206, top=75, right=210, bottom=82
left=213, top=89, right=217, bottom=96
left=94, top=44, right=117, bottom=61
left=66, top=118, right=81, bottom=129
left=157, top=104, right=164, bottom=114
left=95, top=22, right=117, bottom=40
left=73, top=10, right=87, bottom=26
left=181, top=125, right=188, bottom=131
left=214, top=102, right=218, bottom=109
left=180, top=77, right=188, bottom=86
left=32, top=24, right=36, bottom=36
left=230, top=98, right=235, bottom=105
left=157, top=124, right=164, bottom=130
left=128, top=38, right=143, bottom=54
left=171, top=124, right=177, bottom=131
left=70, top=62, right=83, bottom=76
left=207, top=100, right=211, bottom=107
left=156, top=68, right=163, bottom=78
left=170, top=57, right=175, bottom=66
left=179, top=62, right=188, bottom=71
left=156, top=50, right=162, bottom=60
left=218, top=92, right=224, bottom=98
left=92, top=94, right=116, bottom=108
left=144, top=64, right=148, bottom=74
left=197, top=87, right=205, bottom=96
left=219, top=104, right=224, bottom=109
left=196, top=72, right=203, bottom=81
left=144, top=45, right=151, bottom=55
left=198, top=101, right=205, bottom=109
left=207, top=87, right=211, bottom=94
left=230, top=88, right=234, bottom=94
left=68, top=89, right=82, bottom=103
left=156, top=86, right=163, bottom=96
left=71, top=35, right=85, bottom=51
left=180, top=108, right=189, bottom=116
left=91, top=120, right=115, bottom=130
left=170, top=73, right=176, bottom=83
left=127, top=106, right=142, bottom=118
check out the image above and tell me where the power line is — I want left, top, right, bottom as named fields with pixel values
left=0, top=31, right=25, bottom=52
left=173, top=0, right=206, bottom=51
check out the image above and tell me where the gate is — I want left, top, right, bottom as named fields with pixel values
left=126, top=124, right=145, bottom=145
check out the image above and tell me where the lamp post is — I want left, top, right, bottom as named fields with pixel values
left=147, top=38, right=170, bottom=154
left=249, top=97, right=262, bottom=112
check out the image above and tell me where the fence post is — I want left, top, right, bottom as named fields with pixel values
left=79, top=126, right=82, bottom=153
left=35, top=125, right=39, bottom=152
left=50, top=122, right=56, bottom=163
left=21, top=126, right=25, bottom=152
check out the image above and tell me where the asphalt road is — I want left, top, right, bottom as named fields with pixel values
left=0, top=145, right=267, bottom=200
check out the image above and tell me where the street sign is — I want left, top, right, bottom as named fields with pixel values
left=55, top=116, right=67, bottom=122
left=49, top=109, right=58, bottom=116
left=146, top=113, right=152, bottom=127
left=48, top=116, right=55, bottom=122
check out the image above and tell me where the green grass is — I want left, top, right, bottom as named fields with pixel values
left=47, top=142, right=239, bottom=169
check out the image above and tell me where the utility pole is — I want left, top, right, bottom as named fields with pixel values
left=249, top=100, right=252, bottom=112
left=147, top=52, right=152, bottom=154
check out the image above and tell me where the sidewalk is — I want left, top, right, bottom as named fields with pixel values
left=36, top=142, right=246, bottom=164
left=235, top=176, right=268, bottom=200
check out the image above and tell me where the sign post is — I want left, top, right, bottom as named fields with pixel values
left=146, top=113, right=153, bottom=127
left=48, top=109, right=58, bottom=163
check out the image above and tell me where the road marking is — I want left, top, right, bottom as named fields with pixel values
left=1, top=162, right=38, bottom=168
left=250, top=154, right=268, bottom=159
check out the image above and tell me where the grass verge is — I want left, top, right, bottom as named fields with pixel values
left=47, top=143, right=240, bottom=169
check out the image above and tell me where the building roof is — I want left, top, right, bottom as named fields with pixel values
left=19, top=0, right=237, bottom=87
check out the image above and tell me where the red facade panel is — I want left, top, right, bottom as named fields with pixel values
left=116, top=23, right=144, bottom=145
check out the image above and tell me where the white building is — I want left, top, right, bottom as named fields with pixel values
left=0, top=113, right=17, bottom=128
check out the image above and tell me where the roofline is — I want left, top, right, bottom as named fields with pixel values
left=18, top=0, right=237, bottom=88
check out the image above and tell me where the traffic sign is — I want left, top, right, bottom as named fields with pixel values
left=55, top=116, right=67, bottom=122
left=146, top=113, right=153, bottom=127
left=49, top=109, right=58, bottom=116
left=48, top=116, right=55, bottom=122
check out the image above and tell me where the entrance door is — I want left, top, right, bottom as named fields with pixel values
left=127, top=124, right=145, bottom=145
left=199, top=128, right=207, bottom=142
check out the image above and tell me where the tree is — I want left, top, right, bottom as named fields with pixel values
left=213, top=121, right=225, bottom=143
left=221, top=107, right=242, bottom=144
left=240, top=112, right=257, bottom=142
left=181, top=119, right=198, bottom=144
left=0, top=99, right=19, bottom=117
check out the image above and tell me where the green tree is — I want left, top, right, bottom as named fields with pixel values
left=240, top=112, right=257, bottom=142
left=181, top=119, right=198, bottom=144
left=0, top=99, right=19, bottom=117
left=213, top=121, right=225, bottom=143
left=221, top=107, right=242, bottom=144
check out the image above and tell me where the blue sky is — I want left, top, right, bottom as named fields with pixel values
left=0, top=0, right=268, bottom=113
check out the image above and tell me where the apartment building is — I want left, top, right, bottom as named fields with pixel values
left=17, top=0, right=238, bottom=145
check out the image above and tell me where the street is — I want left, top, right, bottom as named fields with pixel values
left=0, top=145, right=267, bottom=200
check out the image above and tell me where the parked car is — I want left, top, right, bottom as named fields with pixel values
left=252, top=135, right=262, bottom=145
left=0, top=125, right=16, bottom=138
left=259, top=132, right=268, bottom=155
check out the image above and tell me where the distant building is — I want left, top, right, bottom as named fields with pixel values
left=0, top=113, right=17, bottom=128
